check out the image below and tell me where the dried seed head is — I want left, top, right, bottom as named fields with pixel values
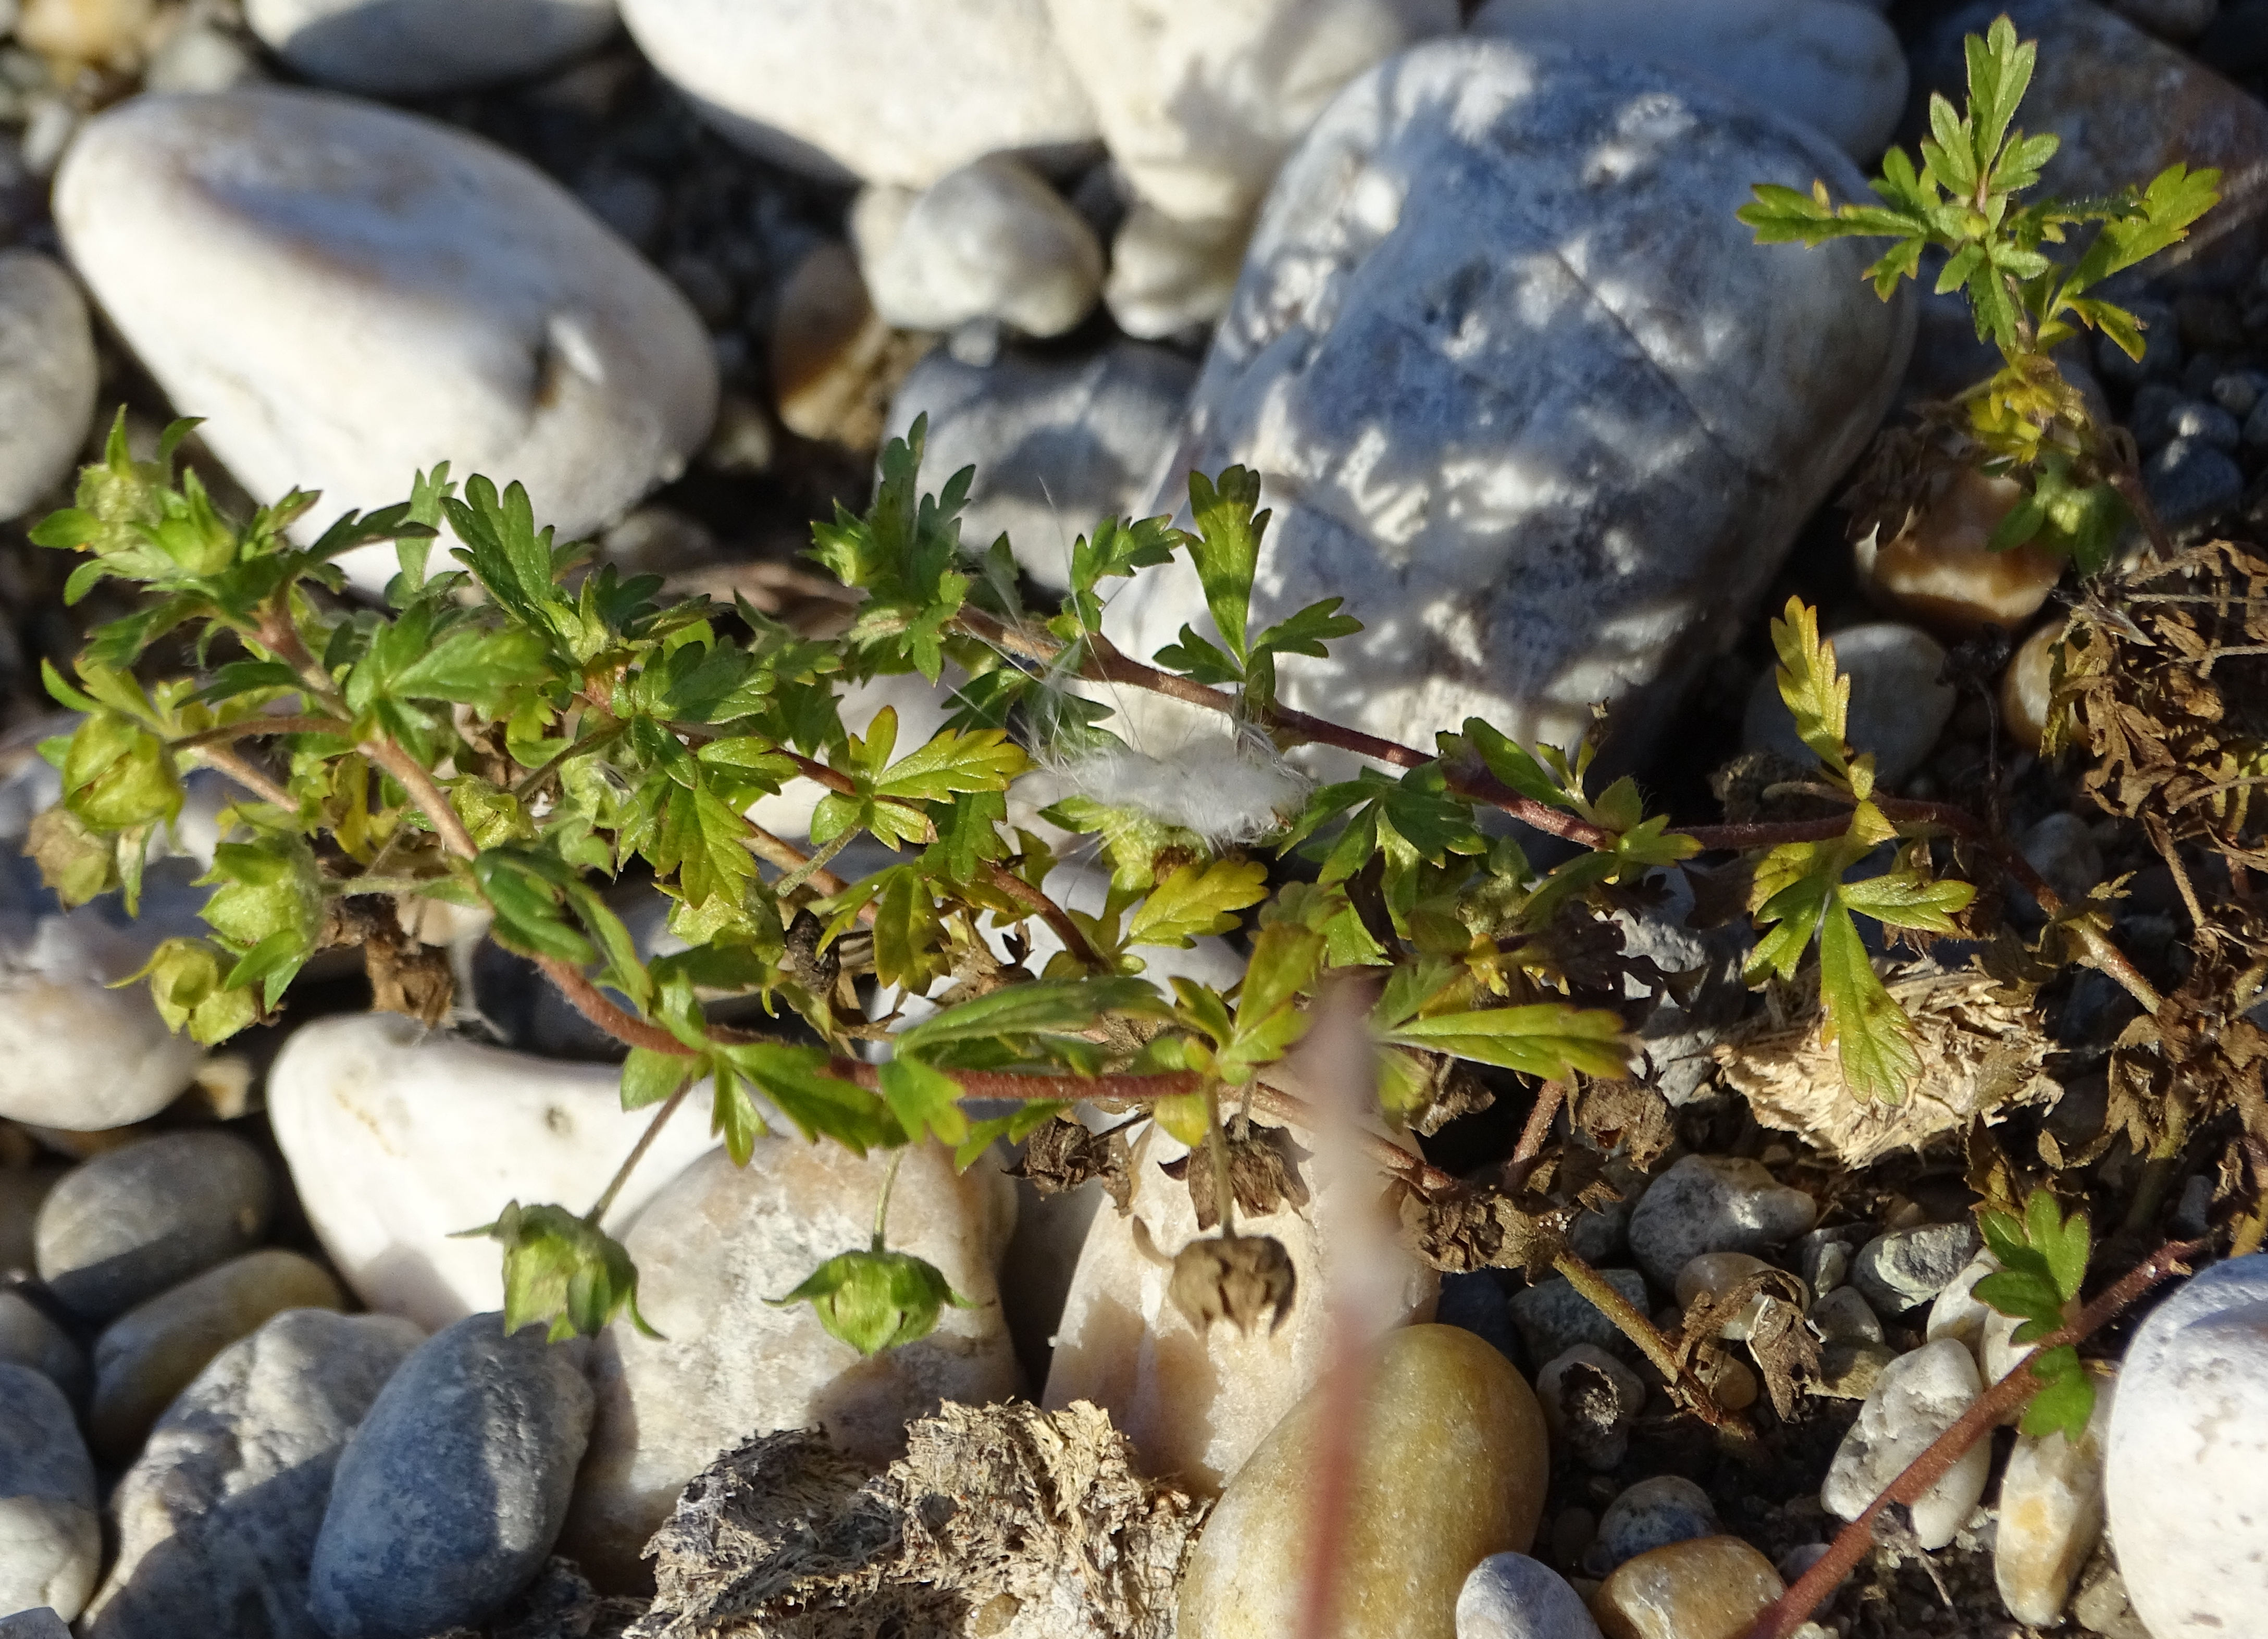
left=1168, top=1232, right=1296, bottom=1336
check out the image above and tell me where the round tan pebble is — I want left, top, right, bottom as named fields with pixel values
left=1175, top=1324, right=1550, bottom=1639
left=1856, top=467, right=2066, bottom=635
left=2001, top=619, right=2066, bottom=753
left=1591, top=1534, right=1786, bottom=1639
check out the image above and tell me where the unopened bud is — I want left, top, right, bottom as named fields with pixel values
left=769, top=1246, right=974, bottom=1357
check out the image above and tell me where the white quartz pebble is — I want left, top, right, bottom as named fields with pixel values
left=1821, top=1337, right=1988, bottom=1549
left=1996, top=1377, right=2113, bottom=1627
left=851, top=156, right=1101, bottom=338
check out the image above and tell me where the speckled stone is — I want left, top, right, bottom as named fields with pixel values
left=1457, top=1551, right=1603, bottom=1639
left=1177, top=1325, right=1550, bottom=1639
left=1627, top=1157, right=1817, bottom=1288
left=35, top=1133, right=273, bottom=1321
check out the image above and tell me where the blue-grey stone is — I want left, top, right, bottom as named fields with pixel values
left=1582, top=1474, right=1719, bottom=1575
left=2145, top=436, right=2245, bottom=529
left=35, top=1133, right=274, bottom=1321
left=1506, top=1269, right=1650, bottom=1362
left=0, top=1363, right=97, bottom=1621
left=1436, top=1271, right=1523, bottom=1368
left=1853, top=1220, right=1982, bottom=1314
left=309, top=1313, right=593, bottom=1639
left=1457, top=1550, right=1603, bottom=1639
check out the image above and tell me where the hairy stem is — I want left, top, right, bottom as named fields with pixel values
left=1554, top=1249, right=1736, bottom=1431
left=185, top=744, right=296, bottom=811
left=1505, top=1079, right=1565, bottom=1193
left=583, top=1081, right=694, bottom=1226
left=1744, top=1237, right=2207, bottom=1639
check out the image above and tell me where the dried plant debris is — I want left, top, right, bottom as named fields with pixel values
left=321, top=897, right=455, bottom=1026
left=1009, top=1116, right=1134, bottom=1212
left=1156, top=1123, right=1310, bottom=1230
left=1168, top=1231, right=1297, bottom=1335
left=631, top=1401, right=1206, bottom=1639
left=422, top=1558, right=647, bottom=1639
left=1569, top=1079, right=1675, bottom=1173
left=1715, top=967, right=2057, bottom=1167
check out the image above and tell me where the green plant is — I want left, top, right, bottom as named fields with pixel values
left=1975, top=1187, right=2097, bottom=1439
left=1741, top=13, right=2220, bottom=568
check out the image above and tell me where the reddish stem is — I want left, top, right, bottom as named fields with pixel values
left=1744, top=1237, right=2207, bottom=1639
left=1505, top=1079, right=1565, bottom=1193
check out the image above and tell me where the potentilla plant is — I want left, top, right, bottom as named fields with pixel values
left=20, top=16, right=2192, bottom=1359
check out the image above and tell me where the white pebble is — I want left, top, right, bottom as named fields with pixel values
left=1996, top=1376, right=2113, bottom=1627
left=0, top=251, right=95, bottom=523
left=852, top=156, right=1102, bottom=338
left=1820, top=1337, right=1988, bottom=1549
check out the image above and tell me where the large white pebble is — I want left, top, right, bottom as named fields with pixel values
left=851, top=156, right=1102, bottom=337
left=0, top=916, right=202, bottom=1133
left=2105, top=1254, right=2268, bottom=1638
left=0, top=251, right=96, bottom=523
left=266, top=1013, right=718, bottom=1330
left=1101, top=39, right=1910, bottom=767
left=55, top=88, right=716, bottom=598
left=1470, top=0, right=1907, bottom=159
left=1821, top=1336, right=1988, bottom=1549
left=617, top=0, right=1098, bottom=187
left=244, top=0, right=618, bottom=95
left=1996, top=1376, right=2112, bottom=1627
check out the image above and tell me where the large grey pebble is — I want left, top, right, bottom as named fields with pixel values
left=1100, top=37, right=1909, bottom=769
left=618, top=0, right=1097, bottom=186
left=56, top=88, right=717, bottom=601
left=35, top=1132, right=273, bottom=1321
left=2104, top=1255, right=2268, bottom=1638
left=0, top=1364, right=97, bottom=1621
left=244, top=0, right=617, bottom=96
left=887, top=340, right=1196, bottom=589
left=1470, top=0, right=1907, bottom=159
left=1457, top=1551, right=1603, bottom=1639
left=1506, top=1269, right=1650, bottom=1362
left=82, top=1309, right=425, bottom=1639
left=1821, top=1336, right=1987, bottom=1549
left=1742, top=623, right=1953, bottom=786
left=1582, top=1475, right=1719, bottom=1576
left=1852, top=1220, right=1981, bottom=1314
left=0, top=1295, right=86, bottom=1404
left=1627, top=1156, right=1817, bottom=1288
left=0, top=251, right=96, bottom=523
left=311, top=1313, right=593, bottom=1638
left=0, top=1610, right=71, bottom=1638
left=2145, top=435, right=2245, bottom=529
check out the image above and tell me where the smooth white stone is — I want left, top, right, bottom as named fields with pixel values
left=885, top=340, right=1197, bottom=588
left=616, top=0, right=1098, bottom=186
left=1042, top=1116, right=1437, bottom=1496
left=1820, top=1337, right=1988, bottom=1549
left=561, top=1139, right=1018, bottom=1591
left=0, top=251, right=95, bottom=523
left=1458, top=1551, right=1603, bottom=1639
left=1924, top=1251, right=1999, bottom=1355
left=266, top=1013, right=720, bottom=1331
left=2105, top=1255, right=2268, bottom=1639
left=1996, top=1376, right=2112, bottom=1627
left=1100, top=39, right=1911, bottom=768
left=852, top=156, right=1102, bottom=338
left=0, top=1365, right=97, bottom=1622
left=243, top=0, right=618, bottom=95
left=1045, top=0, right=1456, bottom=253
left=1104, top=204, right=1250, bottom=339
left=0, top=915, right=203, bottom=1132
left=55, top=88, right=717, bottom=599
left=1469, top=0, right=1907, bottom=159
left=1742, top=623, right=1954, bottom=786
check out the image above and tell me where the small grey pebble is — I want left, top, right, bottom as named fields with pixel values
left=1456, top=1551, right=1603, bottom=1639
left=2171, top=398, right=2242, bottom=450
left=1436, top=1271, right=1523, bottom=1367
left=1853, top=1220, right=1982, bottom=1314
left=1583, top=1475, right=1719, bottom=1576
left=1507, top=1270, right=1650, bottom=1363
left=2128, top=381, right=2186, bottom=450
left=1799, top=1227, right=1860, bottom=1298
left=34, top=1134, right=274, bottom=1321
left=2145, top=436, right=2245, bottom=528
left=1777, top=1542, right=1832, bottom=1583
left=2213, top=370, right=2263, bottom=418
left=2245, top=391, right=2268, bottom=451
left=0, top=1610, right=71, bottom=1638
left=1626, top=1155, right=1817, bottom=1288
left=1810, top=1284, right=1883, bottom=1344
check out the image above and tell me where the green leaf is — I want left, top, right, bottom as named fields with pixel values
left=767, top=1245, right=974, bottom=1357
left=1838, top=872, right=1976, bottom=934
left=1380, top=1003, right=1630, bottom=1081
left=1965, top=14, right=2036, bottom=180
left=2019, top=1347, right=2096, bottom=1442
left=873, top=722, right=1029, bottom=803
left=387, top=626, right=555, bottom=711
left=954, top=1100, right=1068, bottom=1172
left=879, top=1057, right=970, bottom=1146
left=896, top=976, right=1170, bottom=1062
left=1769, top=598, right=1851, bottom=774
left=60, top=711, right=182, bottom=833
left=1184, top=467, right=1268, bottom=666
left=458, top=1201, right=658, bottom=1342
left=1128, top=859, right=1270, bottom=948
left=621, top=1046, right=700, bottom=1112
left=1817, top=901, right=1920, bottom=1102
left=715, top=1041, right=894, bottom=1150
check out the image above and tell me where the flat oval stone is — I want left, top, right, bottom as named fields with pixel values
left=2104, top=1254, right=2268, bottom=1638
left=0, top=1364, right=98, bottom=1621
left=1470, top=0, right=1907, bottom=159
left=55, top=87, right=717, bottom=598
left=1627, top=1157, right=1817, bottom=1289
left=1820, top=1336, right=1987, bottom=1549
left=89, top=1248, right=343, bottom=1463
left=1458, top=1551, right=1602, bottom=1639
left=852, top=155, right=1102, bottom=338
left=243, top=0, right=618, bottom=95
left=1178, top=1324, right=1550, bottom=1639
left=0, top=916, right=205, bottom=1132
left=561, top=1138, right=1018, bottom=1591
left=35, top=1131, right=273, bottom=1321
left=617, top=0, right=1098, bottom=186
left=1101, top=38, right=1909, bottom=769
left=267, top=1013, right=718, bottom=1330
left=1043, top=1118, right=1437, bottom=1496
left=0, top=250, right=96, bottom=523
left=1591, top=1535, right=1785, bottom=1639
left=311, top=1313, right=593, bottom=1638
left=83, top=1309, right=425, bottom=1639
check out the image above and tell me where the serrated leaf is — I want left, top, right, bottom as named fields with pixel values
left=1769, top=598, right=1851, bottom=774
left=1184, top=467, right=1267, bottom=665
left=717, top=1041, right=894, bottom=1150
left=621, top=1046, right=700, bottom=1111
left=879, top=1057, right=969, bottom=1146
left=2019, top=1348, right=2095, bottom=1442
left=896, top=976, right=1169, bottom=1060
left=1817, top=900, right=1920, bottom=1101
left=1381, top=1003, right=1630, bottom=1081
left=1838, top=871, right=1976, bottom=934
left=1128, top=859, right=1269, bottom=949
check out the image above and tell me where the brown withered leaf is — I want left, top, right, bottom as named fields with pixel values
left=1012, top=1117, right=1133, bottom=1212
left=1167, top=1233, right=1295, bottom=1336
left=323, top=898, right=453, bottom=1027
left=1714, top=966, right=2058, bottom=1166
left=1570, top=1080, right=1674, bottom=1172
left=1395, top=1183, right=1566, bottom=1280
left=1157, top=1123, right=1309, bottom=1230
left=1382, top=1050, right=1496, bottom=1137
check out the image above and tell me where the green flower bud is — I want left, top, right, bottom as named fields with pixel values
left=769, top=1246, right=975, bottom=1358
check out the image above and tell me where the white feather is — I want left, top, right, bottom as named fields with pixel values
left=1049, top=735, right=1311, bottom=846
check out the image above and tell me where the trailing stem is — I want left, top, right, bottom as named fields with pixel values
left=1742, top=1237, right=2208, bottom=1639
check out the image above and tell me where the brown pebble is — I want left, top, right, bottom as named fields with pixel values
left=2000, top=619, right=2066, bottom=753
left=1591, top=1535, right=1786, bottom=1639
left=1856, top=467, right=2065, bottom=635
